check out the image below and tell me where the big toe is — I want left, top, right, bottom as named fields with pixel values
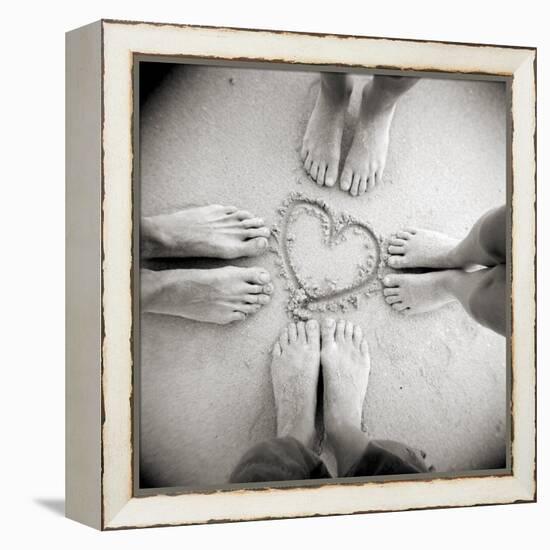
left=244, top=268, right=271, bottom=285
left=383, top=274, right=402, bottom=288
left=340, top=166, right=353, bottom=191
left=241, top=237, right=268, bottom=257
left=321, top=318, right=336, bottom=342
left=306, top=319, right=320, bottom=345
left=387, top=255, right=407, bottom=269
left=324, top=162, right=338, bottom=187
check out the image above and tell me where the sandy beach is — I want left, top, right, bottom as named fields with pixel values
left=139, top=64, right=507, bottom=488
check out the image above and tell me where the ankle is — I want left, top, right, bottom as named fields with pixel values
left=141, top=216, right=169, bottom=258
left=445, top=244, right=466, bottom=269
left=321, top=79, right=349, bottom=103
left=325, top=417, right=361, bottom=443
left=278, top=421, right=315, bottom=449
left=363, top=82, right=399, bottom=113
left=438, top=269, right=465, bottom=296
left=326, top=422, right=368, bottom=475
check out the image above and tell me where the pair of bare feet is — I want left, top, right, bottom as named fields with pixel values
left=272, top=318, right=371, bottom=476
left=302, top=74, right=418, bottom=197
left=382, top=228, right=469, bottom=315
left=140, top=205, right=274, bottom=324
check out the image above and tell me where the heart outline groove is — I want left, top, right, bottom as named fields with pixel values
left=270, top=192, right=384, bottom=320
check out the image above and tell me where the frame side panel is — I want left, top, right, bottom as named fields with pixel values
left=65, top=20, right=103, bottom=530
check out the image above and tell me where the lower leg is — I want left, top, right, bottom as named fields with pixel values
left=449, top=205, right=507, bottom=267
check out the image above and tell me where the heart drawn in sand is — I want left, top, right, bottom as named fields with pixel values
left=272, top=192, right=383, bottom=319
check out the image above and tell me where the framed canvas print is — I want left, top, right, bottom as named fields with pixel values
left=66, top=19, right=536, bottom=530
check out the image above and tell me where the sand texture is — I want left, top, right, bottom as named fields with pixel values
left=139, top=65, right=507, bottom=488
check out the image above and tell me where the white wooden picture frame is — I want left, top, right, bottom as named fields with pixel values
left=66, top=19, right=536, bottom=530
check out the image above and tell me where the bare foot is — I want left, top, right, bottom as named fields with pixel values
left=141, top=266, right=273, bottom=324
left=141, top=205, right=270, bottom=259
left=321, top=319, right=370, bottom=434
left=340, top=84, right=396, bottom=196
left=301, top=76, right=349, bottom=187
left=383, top=272, right=458, bottom=314
left=271, top=320, right=321, bottom=448
left=387, top=228, right=460, bottom=269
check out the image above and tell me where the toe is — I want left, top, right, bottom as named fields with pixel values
left=258, top=294, right=270, bottom=305
left=360, top=340, right=369, bottom=355
left=344, top=321, right=354, bottom=341
left=389, top=237, right=407, bottom=246
left=288, top=323, right=298, bottom=343
left=273, top=342, right=282, bottom=357
left=296, top=321, right=306, bottom=341
left=321, top=318, right=336, bottom=342
left=247, top=284, right=264, bottom=294
left=229, top=312, right=246, bottom=323
left=240, top=304, right=261, bottom=315
left=262, top=283, right=274, bottom=294
left=280, top=328, right=290, bottom=348
left=325, top=164, right=337, bottom=187
left=316, top=163, right=327, bottom=186
left=383, top=287, right=400, bottom=296
left=240, top=238, right=268, bottom=257
left=235, top=210, right=254, bottom=220
left=306, top=319, right=320, bottom=345
left=385, top=295, right=402, bottom=305
left=309, top=162, right=319, bottom=180
left=241, top=217, right=265, bottom=229
left=340, top=167, right=353, bottom=191
left=404, top=228, right=417, bottom=234
left=304, top=152, right=313, bottom=171
left=366, top=171, right=376, bottom=191
left=336, top=319, right=346, bottom=341
left=383, top=275, right=401, bottom=288
left=392, top=303, right=408, bottom=312
left=244, top=227, right=271, bottom=239
left=353, top=324, right=363, bottom=347
left=300, top=145, right=308, bottom=161
left=396, top=231, right=413, bottom=240
left=224, top=206, right=238, bottom=214
left=388, top=256, right=406, bottom=268
left=350, top=174, right=361, bottom=196
left=245, top=268, right=271, bottom=285
left=244, top=293, right=270, bottom=305
left=374, top=170, right=384, bottom=187
left=358, top=177, right=367, bottom=195
left=387, top=245, right=405, bottom=255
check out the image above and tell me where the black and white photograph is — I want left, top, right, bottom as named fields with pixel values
left=136, top=60, right=509, bottom=490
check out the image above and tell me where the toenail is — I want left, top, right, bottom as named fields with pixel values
left=306, top=320, right=318, bottom=329
left=259, top=272, right=270, bottom=283
left=324, top=318, right=335, bottom=326
left=257, top=239, right=267, bottom=249
left=383, top=277, right=391, bottom=285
